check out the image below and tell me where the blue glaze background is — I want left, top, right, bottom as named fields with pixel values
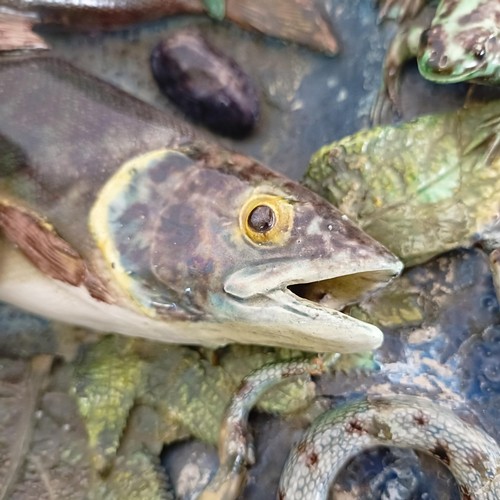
left=40, top=0, right=499, bottom=180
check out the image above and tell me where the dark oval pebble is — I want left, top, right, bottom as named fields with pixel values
left=151, top=31, right=260, bottom=138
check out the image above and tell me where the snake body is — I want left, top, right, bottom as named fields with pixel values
left=279, top=395, right=500, bottom=499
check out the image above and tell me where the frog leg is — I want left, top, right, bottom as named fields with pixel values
left=72, top=336, right=147, bottom=473
left=377, top=0, right=428, bottom=23
left=199, top=355, right=339, bottom=499
left=89, top=404, right=174, bottom=500
left=370, top=24, right=424, bottom=124
left=481, top=115, right=500, bottom=164
left=278, top=395, right=500, bottom=500
left=463, top=114, right=500, bottom=164
left=0, top=11, right=49, bottom=52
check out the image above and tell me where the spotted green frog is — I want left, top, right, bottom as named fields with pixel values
left=373, top=0, right=500, bottom=121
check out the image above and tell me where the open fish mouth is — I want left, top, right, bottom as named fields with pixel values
left=287, top=269, right=399, bottom=311
left=224, top=256, right=403, bottom=309
left=224, top=257, right=403, bottom=353
left=274, top=266, right=402, bottom=323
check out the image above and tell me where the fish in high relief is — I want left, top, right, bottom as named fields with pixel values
left=0, top=56, right=402, bottom=353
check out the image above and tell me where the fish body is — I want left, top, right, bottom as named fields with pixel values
left=0, top=0, right=205, bottom=30
left=0, top=0, right=339, bottom=54
left=373, top=0, right=500, bottom=119
left=0, top=55, right=402, bottom=353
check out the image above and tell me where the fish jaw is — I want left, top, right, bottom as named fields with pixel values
left=221, top=243, right=402, bottom=353
left=224, top=249, right=402, bottom=299
left=0, top=238, right=387, bottom=353
left=215, top=289, right=385, bottom=353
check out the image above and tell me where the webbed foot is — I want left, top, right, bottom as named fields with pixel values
left=370, top=82, right=401, bottom=125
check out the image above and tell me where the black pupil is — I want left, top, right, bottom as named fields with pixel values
left=419, top=29, right=430, bottom=47
left=474, top=46, right=485, bottom=60
left=248, top=205, right=275, bottom=233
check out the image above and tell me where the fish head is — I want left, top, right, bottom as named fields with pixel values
left=90, top=145, right=402, bottom=352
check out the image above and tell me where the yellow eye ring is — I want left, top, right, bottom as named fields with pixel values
left=240, top=194, right=293, bottom=245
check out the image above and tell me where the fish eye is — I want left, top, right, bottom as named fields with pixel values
left=240, top=194, right=293, bottom=245
left=248, top=205, right=275, bottom=233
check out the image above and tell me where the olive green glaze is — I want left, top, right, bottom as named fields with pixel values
left=0, top=56, right=402, bottom=353
left=71, top=336, right=345, bottom=494
left=305, top=101, right=500, bottom=295
left=374, top=0, right=500, bottom=118
left=3, top=329, right=352, bottom=498
left=71, top=335, right=375, bottom=498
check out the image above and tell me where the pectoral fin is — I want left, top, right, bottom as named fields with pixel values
left=463, top=114, right=500, bottom=163
left=0, top=202, right=109, bottom=302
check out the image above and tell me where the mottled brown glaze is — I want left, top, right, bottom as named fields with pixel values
left=90, top=142, right=398, bottom=322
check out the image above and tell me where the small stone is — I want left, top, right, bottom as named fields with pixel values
left=151, top=30, right=260, bottom=138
